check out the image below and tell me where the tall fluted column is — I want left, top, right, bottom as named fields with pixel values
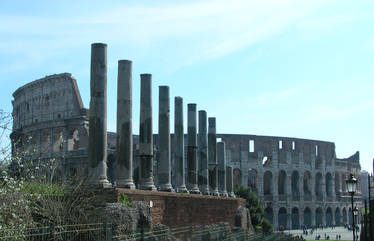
left=217, top=141, right=228, bottom=196
left=116, top=60, right=135, bottom=189
left=208, top=117, right=219, bottom=196
left=226, top=166, right=235, bottom=197
left=88, top=43, right=110, bottom=187
left=138, top=74, right=156, bottom=190
left=158, top=86, right=174, bottom=192
left=174, top=97, right=188, bottom=193
left=187, top=104, right=200, bottom=194
left=198, top=110, right=209, bottom=195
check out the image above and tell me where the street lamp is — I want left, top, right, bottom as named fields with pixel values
left=346, top=173, right=358, bottom=241
left=353, top=206, right=359, bottom=239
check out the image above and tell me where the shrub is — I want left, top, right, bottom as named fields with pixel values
left=234, top=184, right=273, bottom=233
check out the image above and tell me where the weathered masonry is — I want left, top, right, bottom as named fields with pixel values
left=218, top=134, right=361, bottom=230
left=11, top=44, right=362, bottom=231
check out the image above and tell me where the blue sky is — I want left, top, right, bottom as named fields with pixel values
left=0, top=0, right=373, bottom=172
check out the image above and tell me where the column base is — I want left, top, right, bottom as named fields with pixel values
left=188, top=185, right=201, bottom=194
left=220, top=191, right=228, bottom=197
left=210, top=189, right=220, bottom=196
left=158, top=183, right=175, bottom=192
left=199, top=185, right=210, bottom=195
left=138, top=184, right=157, bottom=191
left=89, top=180, right=112, bottom=188
left=139, top=177, right=157, bottom=191
left=116, top=179, right=136, bottom=189
left=228, top=192, right=236, bottom=198
left=88, top=169, right=112, bottom=188
left=175, top=186, right=189, bottom=193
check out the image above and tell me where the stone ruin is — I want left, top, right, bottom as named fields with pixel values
left=87, top=43, right=235, bottom=197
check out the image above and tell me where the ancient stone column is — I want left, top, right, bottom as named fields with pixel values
left=198, top=110, right=209, bottom=195
left=157, top=86, right=174, bottom=192
left=208, top=117, right=219, bottom=196
left=217, top=141, right=228, bottom=197
left=116, top=60, right=135, bottom=189
left=226, top=166, right=235, bottom=197
left=88, top=43, right=110, bottom=187
left=138, top=74, right=156, bottom=190
left=174, top=97, right=188, bottom=193
left=187, top=104, right=200, bottom=194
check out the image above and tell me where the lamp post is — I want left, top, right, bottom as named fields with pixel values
left=353, top=206, right=358, bottom=240
left=346, top=173, right=358, bottom=241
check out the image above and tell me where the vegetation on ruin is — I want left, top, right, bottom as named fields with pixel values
left=120, top=193, right=132, bottom=207
left=0, top=110, right=96, bottom=231
left=234, top=184, right=274, bottom=234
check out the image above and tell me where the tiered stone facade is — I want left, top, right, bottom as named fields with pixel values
left=219, top=134, right=361, bottom=230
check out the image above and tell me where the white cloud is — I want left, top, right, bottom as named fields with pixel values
left=0, top=0, right=331, bottom=73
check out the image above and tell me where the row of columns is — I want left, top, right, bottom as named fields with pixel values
left=87, top=43, right=235, bottom=196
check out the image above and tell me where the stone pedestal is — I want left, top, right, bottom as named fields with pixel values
left=157, top=86, right=174, bottom=192
left=208, top=117, right=219, bottom=196
left=138, top=74, right=156, bottom=191
left=217, top=141, right=228, bottom=197
left=187, top=104, right=200, bottom=194
left=88, top=43, right=110, bottom=187
left=116, top=60, right=135, bottom=189
left=174, top=97, right=188, bottom=193
left=198, top=110, right=209, bottom=195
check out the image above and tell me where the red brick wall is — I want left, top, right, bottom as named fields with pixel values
left=112, top=189, right=246, bottom=229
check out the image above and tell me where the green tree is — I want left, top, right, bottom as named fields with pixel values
left=234, top=184, right=273, bottom=234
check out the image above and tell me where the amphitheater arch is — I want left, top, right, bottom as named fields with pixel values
left=326, top=207, right=333, bottom=227
left=263, top=171, right=272, bottom=195
left=41, top=131, right=50, bottom=154
left=303, top=171, right=312, bottom=195
left=315, top=156, right=322, bottom=169
left=278, top=207, right=288, bottom=230
left=341, top=173, right=347, bottom=192
left=291, top=207, right=299, bottom=229
left=335, top=207, right=341, bottom=226
left=31, top=132, right=38, bottom=154
left=335, top=172, right=340, bottom=196
left=233, top=168, right=241, bottom=186
left=264, top=207, right=273, bottom=225
left=348, top=207, right=352, bottom=225
left=68, top=128, right=79, bottom=151
left=316, top=207, right=323, bottom=227
left=342, top=207, right=347, bottom=224
left=248, top=168, right=258, bottom=193
left=291, top=171, right=299, bottom=196
left=278, top=170, right=287, bottom=195
left=53, top=130, right=63, bottom=152
left=304, top=207, right=312, bottom=228
left=315, top=172, right=323, bottom=200
left=326, top=172, right=333, bottom=197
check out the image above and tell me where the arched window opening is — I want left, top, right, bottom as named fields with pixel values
left=248, top=169, right=258, bottom=193
left=263, top=171, right=272, bottom=196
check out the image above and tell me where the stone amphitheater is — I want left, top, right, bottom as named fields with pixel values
left=11, top=45, right=362, bottom=231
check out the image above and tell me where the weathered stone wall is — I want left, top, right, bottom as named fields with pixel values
left=100, top=188, right=247, bottom=230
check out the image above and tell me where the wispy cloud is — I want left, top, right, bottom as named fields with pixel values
left=0, top=0, right=331, bottom=73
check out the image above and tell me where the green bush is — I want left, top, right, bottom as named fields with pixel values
left=234, top=184, right=273, bottom=233
left=261, top=218, right=273, bottom=234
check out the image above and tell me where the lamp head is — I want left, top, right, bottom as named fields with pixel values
left=346, top=173, right=357, bottom=194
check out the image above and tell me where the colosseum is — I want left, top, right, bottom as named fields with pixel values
left=11, top=72, right=362, bottom=230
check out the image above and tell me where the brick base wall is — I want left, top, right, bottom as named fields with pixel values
left=98, top=188, right=246, bottom=229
